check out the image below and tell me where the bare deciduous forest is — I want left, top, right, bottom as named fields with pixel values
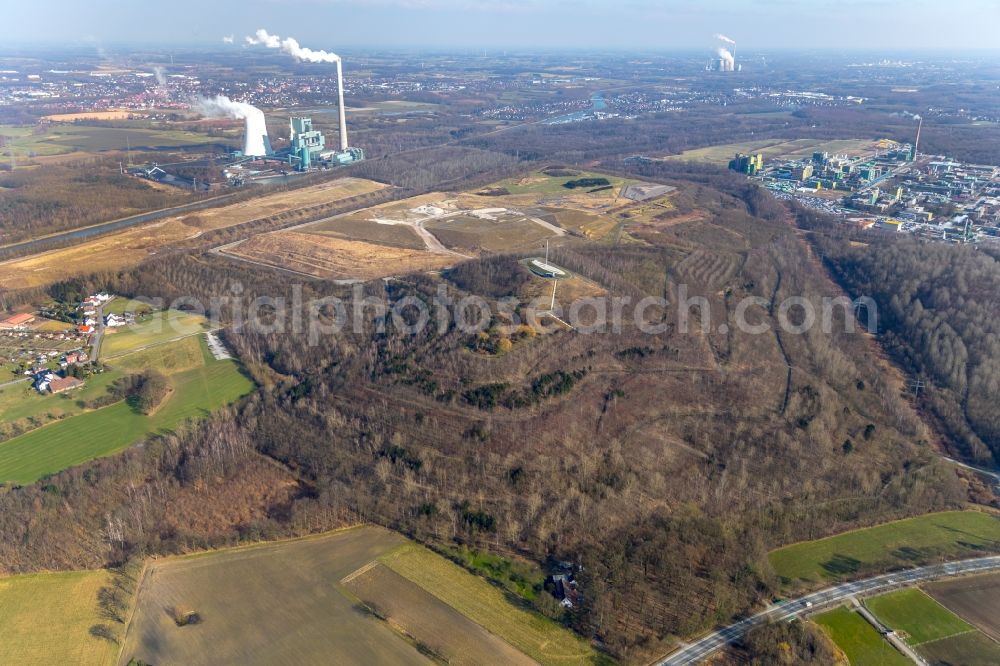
left=814, top=234, right=1000, bottom=466
left=0, top=162, right=975, bottom=661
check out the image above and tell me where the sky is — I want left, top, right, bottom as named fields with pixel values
left=1, top=0, right=999, bottom=51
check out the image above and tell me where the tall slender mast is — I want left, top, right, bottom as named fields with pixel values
left=336, top=59, right=348, bottom=152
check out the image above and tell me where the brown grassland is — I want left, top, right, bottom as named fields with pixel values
left=304, top=216, right=427, bottom=250
left=426, top=212, right=555, bottom=252
left=224, top=231, right=457, bottom=280
left=0, top=177, right=384, bottom=288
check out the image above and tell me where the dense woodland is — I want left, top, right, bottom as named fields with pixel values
left=813, top=235, right=1000, bottom=465
left=0, top=162, right=976, bottom=661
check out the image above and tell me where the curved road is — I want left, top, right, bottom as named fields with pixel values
left=657, top=554, right=1000, bottom=666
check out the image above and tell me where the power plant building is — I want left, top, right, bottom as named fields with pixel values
left=290, top=117, right=325, bottom=163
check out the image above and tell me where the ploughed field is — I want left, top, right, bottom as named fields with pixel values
left=120, top=526, right=594, bottom=666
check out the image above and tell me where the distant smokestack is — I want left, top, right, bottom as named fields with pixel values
left=914, top=115, right=923, bottom=160
left=193, top=95, right=269, bottom=157
left=337, top=59, right=348, bottom=151
left=244, top=29, right=348, bottom=150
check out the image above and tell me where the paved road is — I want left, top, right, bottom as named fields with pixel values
left=657, top=555, right=1000, bottom=666
left=944, top=456, right=1000, bottom=489
left=90, top=302, right=106, bottom=362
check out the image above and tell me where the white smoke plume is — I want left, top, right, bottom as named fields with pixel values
left=715, top=33, right=736, bottom=45
left=222, top=35, right=234, bottom=44
left=717, top=48, right=735, bottom=69
left=152, top=66, right=167, bottom=86
left=192, top=95, right=269, bottom=157
left=245, top=28, right=340, bottom=63
left=245, top=28, right=280, bottom=48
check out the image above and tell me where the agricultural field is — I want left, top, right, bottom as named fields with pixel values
left=100, top=309, right=213, bottom=358
left=102, top=296, right=154, bottom=317
left=119, top=526, right=548, bottom=666
left=0, top=177, right=384, bottom=289
left=343, top=563, right=536, bottom=666
left=379, top=543, right=600, bottom=665
left=926, top=572, right=1000, bottom=641
left=0, top=123, right=222, bottom=157
left=120, top=526, right=597, bottom=666
left=768, top=511, right=1000, bottom=584
left=664, top=138, right=887, bottom=166
left=865, top=588, right=973, bottom=645
left=863, top=586, right=1000, bottom=665
left=813, top=606, right=910, bottom=666
left=44, top=110, right=146, bottom=122
left=916, top=631, right=1000, bottom=665
left=0, top=334, right=253, bottom=485
left=0, top=569, right=120, bottom=666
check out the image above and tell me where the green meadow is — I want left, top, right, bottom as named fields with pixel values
left=769, top=511, right=1000, bottom=583
left=0, top=335, right=252, bottom=485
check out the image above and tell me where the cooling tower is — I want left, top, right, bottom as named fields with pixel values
left=243, top=106, right=269, bottom=157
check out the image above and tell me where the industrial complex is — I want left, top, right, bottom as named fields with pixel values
left=729, top=119, right=1000, bottom=244
left=132, top=43, right=363, bottom=190
left=707, top=34, right=739, bottom=72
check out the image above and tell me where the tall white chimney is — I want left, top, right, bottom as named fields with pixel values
left=336, top=59, right=348, bottom=152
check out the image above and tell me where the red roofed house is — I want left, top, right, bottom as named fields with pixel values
left=0, top=313, right=35, bottom=330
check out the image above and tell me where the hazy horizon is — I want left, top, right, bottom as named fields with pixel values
left=2, top=0, right=999, bottom=52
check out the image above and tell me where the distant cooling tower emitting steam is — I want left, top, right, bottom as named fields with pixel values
left=194, top=95, right=270, bottom=157
left=717, top=48, right=735, bottom=71
left=709, top=34, right=738, bottom=72
left=245, top=28, right=349, bottom=151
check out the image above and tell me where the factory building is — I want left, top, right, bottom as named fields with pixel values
left=791, top=164, right=814, bottom=181
left=729, top=152, right=763, bottom=175
left=284, top=116, right=364, bottom=171
left=290, top=117, right=325, bottom=169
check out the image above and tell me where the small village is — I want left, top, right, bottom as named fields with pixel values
left=0, top=291, right=129, bottom=395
